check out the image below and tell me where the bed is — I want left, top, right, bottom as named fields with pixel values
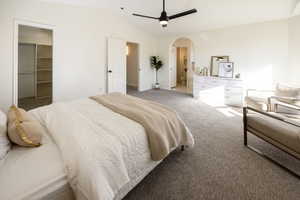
left=0, top=96, right=194, bottom=200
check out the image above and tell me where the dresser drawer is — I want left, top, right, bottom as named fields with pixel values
left=227, top=81, right=243, bottom=87
left=224, top=95, right=243, bottom=107
left=198, top=86, right=227, bottom=93
left=225, top=87, right=243, bottom=94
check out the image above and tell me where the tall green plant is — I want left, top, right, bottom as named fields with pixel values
left=150, top=56, right=163, bottom=84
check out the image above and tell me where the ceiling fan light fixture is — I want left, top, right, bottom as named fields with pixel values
left=159, top=20, right=168, bottom=25
left=159, top=10, right=169, bottom=26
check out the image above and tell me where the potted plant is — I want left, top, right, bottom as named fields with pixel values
left=150, top=56, right=163, bottom=89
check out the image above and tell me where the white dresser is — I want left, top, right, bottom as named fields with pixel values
left=193, top=75, right=244, bottom=107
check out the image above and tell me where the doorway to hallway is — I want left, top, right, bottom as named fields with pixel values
left=126, top=42, right=140, bottom=93
left=170, top=38, right=194, bottom=94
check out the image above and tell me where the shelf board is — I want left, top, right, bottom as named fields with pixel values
left=37, top=96, right=52, bottom=100
left=37, top=66, right=52, bottom=69
left=37, top=69, right=52, bottom=72
left=37, top=81, right=52, bottom=84
left=18, top=72, right=34, bottom=75
left=19, top=42, right=36, bottom=45
left=38, top=57, right=52, bottom=59
left=37, top=44, right=52, bottom=47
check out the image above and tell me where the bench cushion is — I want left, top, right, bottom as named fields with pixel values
left=247, top=113, right=300, bottom=154
left=245, top=96, right=269, bottom=111
left=275, top=84, right=300, bottom=106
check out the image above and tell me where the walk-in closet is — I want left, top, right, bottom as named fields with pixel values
left=18, top=25, right=53, bottom=110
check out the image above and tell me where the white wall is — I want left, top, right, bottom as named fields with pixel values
left=157, top=20, right=290, bottom=90
left=0, top=0, right=157, bottom=111
left=288, top=15, right=300, bottom=86
left=126, top=42, right=138, bottom=88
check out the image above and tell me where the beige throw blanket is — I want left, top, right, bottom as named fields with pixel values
left=91, top=93, right=194, bottom=161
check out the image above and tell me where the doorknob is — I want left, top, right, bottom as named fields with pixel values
left=108, top=70, right=112, bottom=73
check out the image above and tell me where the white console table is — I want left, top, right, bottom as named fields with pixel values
left=193, top=75, right=244, bottom=107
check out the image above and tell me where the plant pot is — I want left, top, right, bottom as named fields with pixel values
left=154, top=83, right=160, bottom=89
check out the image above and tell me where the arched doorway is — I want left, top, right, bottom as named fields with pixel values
left=169, top=37, right=195, bottom=94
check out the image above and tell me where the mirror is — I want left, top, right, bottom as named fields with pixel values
left=210, top=56, right=229, bottom=76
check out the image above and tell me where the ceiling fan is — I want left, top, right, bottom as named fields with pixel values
left=132, top=0, right=197, bottom=28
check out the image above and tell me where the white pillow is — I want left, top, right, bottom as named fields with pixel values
left=0, top=110, right=10, bottom=160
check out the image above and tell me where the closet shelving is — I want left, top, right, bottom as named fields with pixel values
left=18, top=43, right=52, bottom=110
left=36, top=44, right=52, bottom=106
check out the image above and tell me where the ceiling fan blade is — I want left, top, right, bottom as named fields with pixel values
left=168, top=9, right=198, bottom=20
left=132, top=13, right=159, bottom=20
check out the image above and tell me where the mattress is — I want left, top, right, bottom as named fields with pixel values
left=0, top=123, right=74, bottom=200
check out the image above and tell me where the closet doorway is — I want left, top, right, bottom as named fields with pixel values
left=16, top=24, right=53, bottom=110
left=126, top=42, right=140, bottom=93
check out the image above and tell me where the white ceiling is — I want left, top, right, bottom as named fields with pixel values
left=42, top=0, right=297, bottom=35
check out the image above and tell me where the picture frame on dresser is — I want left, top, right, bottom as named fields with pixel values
left=210, top=56, right=229, bottom=76
left=218, top=62, right=234, bottom=78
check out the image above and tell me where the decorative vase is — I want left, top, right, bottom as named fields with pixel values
left=154, top=83, right=160, bottom=89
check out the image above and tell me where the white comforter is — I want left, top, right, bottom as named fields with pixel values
left=31, top=98, right=194, bottom=200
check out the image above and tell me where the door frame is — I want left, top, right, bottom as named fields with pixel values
left=168, top=37, right=195, bottom=93
left=106, top=37, right=142, bottom=93
left=170, top=46, right=177, bottom=88
left=13, top=19, right=55, bottom=106
left=126, top=41, right=141, bottom=91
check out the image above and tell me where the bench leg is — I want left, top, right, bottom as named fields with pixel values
left=181, top=145, right=185, bottom=151
left=246, top=145, right=300, bottom=179
left=243, top=107, right=248, bottom=146
left=244, top=130, right=248, bottom=146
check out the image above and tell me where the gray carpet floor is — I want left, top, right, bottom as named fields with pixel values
left=123, top=89, right=300, bottom=200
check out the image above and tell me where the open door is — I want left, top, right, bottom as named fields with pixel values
left=107, top=38, right=126, bottom=94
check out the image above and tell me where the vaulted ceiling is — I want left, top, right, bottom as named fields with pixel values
left=42, top=0, right=297, bottom=35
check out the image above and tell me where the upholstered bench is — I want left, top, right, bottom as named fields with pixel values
left=243, top=107, right=300, bottom=177
left=245, top=83, right=300, bottom=112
